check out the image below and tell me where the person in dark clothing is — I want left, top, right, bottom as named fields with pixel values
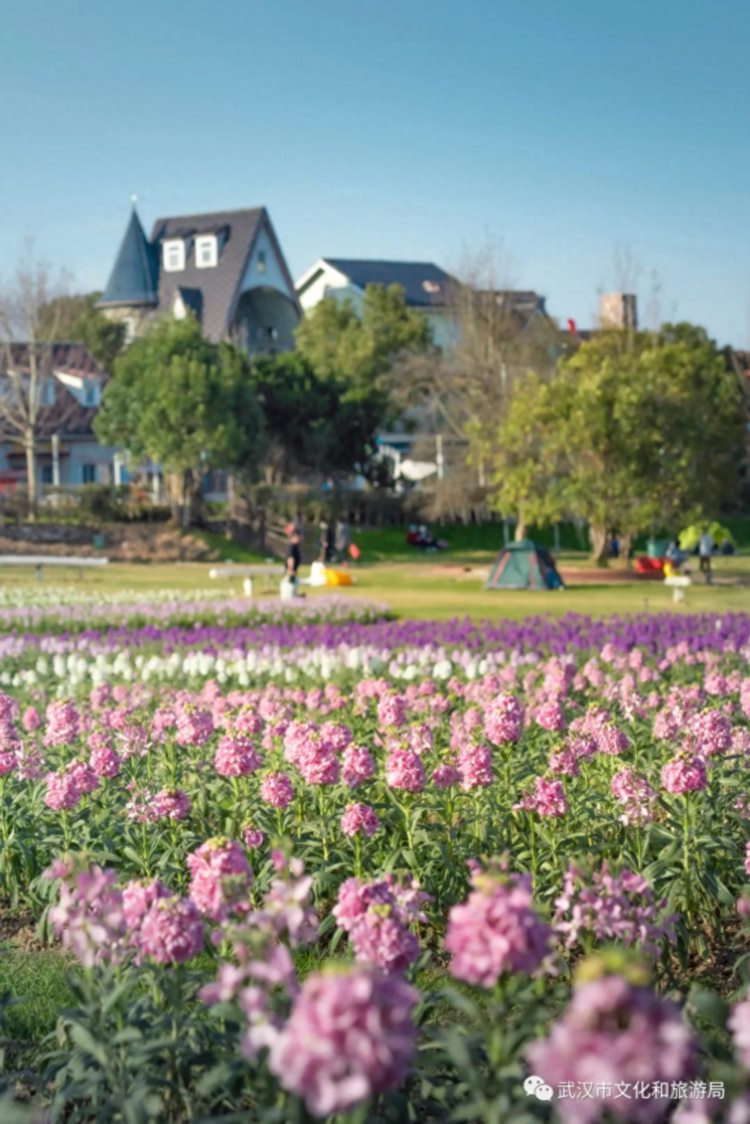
left=286, top=531, right=302, bottom=580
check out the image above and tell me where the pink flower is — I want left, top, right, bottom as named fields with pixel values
left=44, top=701, right=80, bottom=747
left=445, top=859, right=550, bottom=987
left=260, top=771, right=294, bottom=808
left=484, top=694, right=523, bottom=744
left=377, top=694, right=407, bottom=729
left=187, top=837, right=253, bottom=922
left=21, top=706, right=41, bottom=732
left=432, top=763, right=460, bottom=789
left=535, top=700, right=566, bottom=732
left=385, top=748, right=425, bottom=793
left=153, top=788, right=191, bottom=820
left=340, top=803, right=380, bottom=838
left=745, top=842, right=750, bottom=878
left=549, top=748, right=581, bottom=777
left=242, top=824, right=265, bottom=849
left=690, top=708, right=732, bottom=755
left=341, top=744, right=376, bottom=788
left=214, top=735, right=262, bottom=777
left=333, top=875, right=426, bottom=974
left=527, top=971, right=698, bottom=1123
left=661, top=755, right=707, bottom=795
left=138, top=896, right=205, bottom=964
left=44, top=769, right=83, bottom=811
left=174, top=706, right=214, bottom=748
left=48, top=864, right=127, bottom=967
left=89, top=736, right=121, bottom=779
left=268, top=965, right=418, bottom=1117
left=553, top=863, right=674, bottom=956
left=515, top=776, right=568, bottom=818
left=730, top=997, right=750, bottom=1069
left=611, top=767, right=657, bottom=826
left=457, top=743, right=493, bottom=790
left=122, top=878, right=170, bottom=934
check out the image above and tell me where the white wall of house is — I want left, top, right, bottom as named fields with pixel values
left=296, top=262, right=356, bottom=312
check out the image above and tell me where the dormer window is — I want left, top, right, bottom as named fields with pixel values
left=422, top=280, right=441, bottom=295
left=195, top=235, right=218, bottom=269
left=163, top=239, right=185, bottom=272
left=83, top=382, right=99, bottom=408
left=257, top=250, right=267, bottom=274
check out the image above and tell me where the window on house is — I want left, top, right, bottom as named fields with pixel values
left=195, top=235, right=218, bottom=268
left=163, top=240, right=185, bottom=272
left=123, top=316, right=136, bottom=343
left=43, top=379, right=56, bottom=406
left=257, top=250, right=267, bottom=273
left=83, top=382, right=99, bottom=408
left=41, top=465, right=53, bottom=485
left=82, top=464, right=97, bottom=484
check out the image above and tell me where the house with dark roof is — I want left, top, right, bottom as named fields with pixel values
left=97, top=205, right=301, bottom=354
left=0, top=344, right=118, bottom=489
left=295, top=258, right=460, bottom=348
left=295, top=257, right=549, bottom=352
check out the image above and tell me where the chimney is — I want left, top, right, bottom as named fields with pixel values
left=599, top=293, right=637, bottom=330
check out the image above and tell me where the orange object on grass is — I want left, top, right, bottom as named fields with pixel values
left=349, top=543, right=360, bottom=560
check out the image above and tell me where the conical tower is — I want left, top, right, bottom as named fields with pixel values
left=96, top=202, right=159, bottom=341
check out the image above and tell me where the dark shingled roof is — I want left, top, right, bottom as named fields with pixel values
left=98, top=209, right=159, bottom=308
left=150, top=207, right=266, bottom=342
left=0, top=343, right=106, bottom=437
left=322, top=259, right=457, bottom=308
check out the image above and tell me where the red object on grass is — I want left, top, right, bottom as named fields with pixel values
left=349, top=543, right=360, bottom=560
left=634, top=556, right=665, bottom=575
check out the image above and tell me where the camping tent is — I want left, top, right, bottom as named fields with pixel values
left=485, top=539, right=565, bottom=591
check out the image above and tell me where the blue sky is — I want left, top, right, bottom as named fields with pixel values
left=1, top=0, right=748, bottom=343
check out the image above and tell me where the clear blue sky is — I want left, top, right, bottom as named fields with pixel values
left=1, top=0, right=748, bottom=344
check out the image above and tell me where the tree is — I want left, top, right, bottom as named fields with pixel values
left=490, top=324, right=746, bottom=562
left=39, top=293, right=126, bottom=371
left=95, top=316, right=265, bottom=527
left=0, top=252, right=76, bottom=518
left=295, top=284, right=432, bottom=472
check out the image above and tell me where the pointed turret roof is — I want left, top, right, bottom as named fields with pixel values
left=97, top=207, right=159, bottom=308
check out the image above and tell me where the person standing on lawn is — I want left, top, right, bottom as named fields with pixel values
left=698, top=528, right=714, bottom=584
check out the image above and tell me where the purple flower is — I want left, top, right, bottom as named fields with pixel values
left=187, top=837, right=253, bottom=921
left=340, top=802, right=380, bottom=838
left=138, top=896, right=205, bottom=964
left=260, top=771, right=294, bottom=808
left=661, top=755, right=707, bottom=795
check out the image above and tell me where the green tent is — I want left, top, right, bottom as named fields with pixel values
left=485, top=539, right=565, bottom=591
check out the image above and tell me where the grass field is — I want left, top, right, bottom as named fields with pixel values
left=0, top=552, right=747, bottom=619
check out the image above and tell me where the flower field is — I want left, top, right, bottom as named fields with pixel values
left=2, top=598, right=750, bottom=1120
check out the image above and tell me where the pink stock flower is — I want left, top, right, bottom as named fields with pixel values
left=515, top=776, right=568, bottom=818
left=553, top=862, right=674, bottom=956
left=88, top=734, right=121, bottom=779
left=44, top=769, right=84, bottom=811
left=730, top=997, right=750, bottom=1069
left=333, top=875, right=426, bottom=974
left=661, top=755, right=708, bottom=795
left=457, top=742, right=493, bottom=790
left=527, top=971, right=698, bottom=1123
left=431, top=763, right=461, bottom=789
left=690, top=708, right=732, bottom=756
left=341, top=744, right=376, bottom=788
left=484, top=694, right=523, bottom=744
left=268, top=965, right=418, bottom=1118
left=377, top=694, right=407, bottom=729
left=535, top=700, right=566, bottom=732
left=138, top=896, right=205, bottom=964
left=611, top=767, right=657, bottom=826
left=187, top=837, right=253, bottom=921
left=175, top=706, right=214, bottom=747
left=122, top=878, right=170, bottom=934
left=153, top=788, right=191, bottom=820
left=385, top=748, right=425, bottom=793
left=21, top=706, right=41, bottom=732
left=548, top=748, right=581, bottom=777
left=745, top=842, right=750, bottom=878
left=340, top=802, right=380, bottom=838
left=445, top=859, right=550, bottom=987
left=214, top=735, right=262, bottom=777
left=44, top=701, right=80, bottom=747
left=242, top=824, right=265, bottom=849
left=48, top=864, right=127, bottom=967
left=260, top=771, right=294, bottom=808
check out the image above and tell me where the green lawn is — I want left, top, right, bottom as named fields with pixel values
left=0, top=554, right=747, bottom=620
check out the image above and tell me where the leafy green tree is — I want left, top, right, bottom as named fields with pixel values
left=95, top=317, right=265, bottom=526
left=39, top=293, right=126, bottom=370
left=295, top=285, right=432, bottom=468
left=490, top=325, right=745, bottom=562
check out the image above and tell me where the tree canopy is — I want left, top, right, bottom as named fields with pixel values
left=95, top=316, right=265, bottom=523
left=39, top=292, right=126, bottom=371
left=489, top=324, right=746, bottom=559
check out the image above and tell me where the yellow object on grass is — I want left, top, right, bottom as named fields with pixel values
left=324, top=569, right=353, bottom=587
